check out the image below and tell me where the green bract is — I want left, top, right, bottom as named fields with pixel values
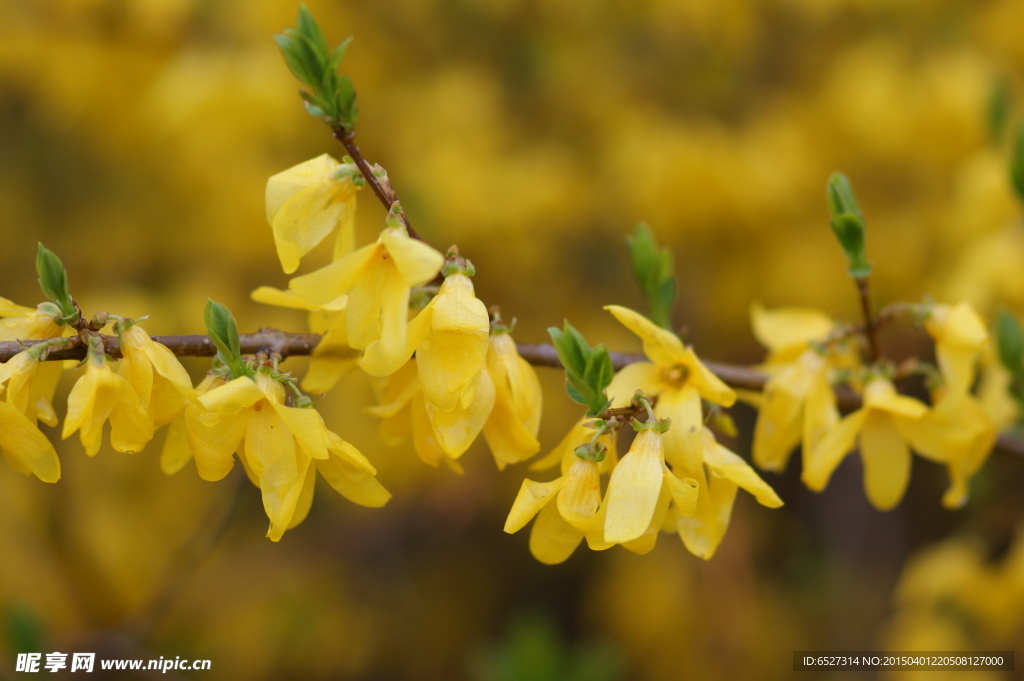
left=548, top=321, right=613, bottom=417
left=275, top=5, right=358, bottom=129
left=826, top=172, right=872, bottom=279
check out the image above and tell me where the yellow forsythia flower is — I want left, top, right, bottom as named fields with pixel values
left=0, top=350, right=61, bottom=482
left=195, top=371, right=390, bottom=541
left=0, top=297, right=64, bottom=340
left=805, top=378, right=927, bottom=510
left=749, top=302, right=848, bottom=472
left=482, top=331, right=542, bottom=470
left=604, top=305, right=782, bottom=559
left=117, top=322, right=196, bottom=426
left=289, top=225, right=444, bottom=375
left=62, top=341, right=155, bottom=456
left=0, top=349, right=62, bottom=427
left=160, top=373, right=226, bottom=476
left=900, top=301, right=996, bottom=508
left=266, top=153, right=360, bottom=274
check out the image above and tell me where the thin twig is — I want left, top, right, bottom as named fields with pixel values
left=332, top=126, right=422, bottom=241
left=856, top=276, right=880, bottom=362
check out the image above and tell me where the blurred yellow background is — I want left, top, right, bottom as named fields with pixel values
left=2, top=0, right=1024, bottom=679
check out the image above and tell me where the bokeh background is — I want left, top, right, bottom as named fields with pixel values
left=2, top=1, right=1024, bottom=679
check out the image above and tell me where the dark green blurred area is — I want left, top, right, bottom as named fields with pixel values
left=2, top=1, right=1024, bottom=679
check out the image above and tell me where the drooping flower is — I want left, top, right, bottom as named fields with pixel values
left=193, top=370, right=390, bottom=540
left=895, top=301, right=997, bottom=508
left=805, top=377, right=928, bottom=510
left=749, top=302, right=849, bottom=472
left=0, top=349, right=61, bottom=482
left=0, top=298, right=64, bottom=341
left=116, top=321, right=196, bottom=426
left=604, top=305, right=782, bottom=559
left=289, top=225, right=444, bottom=374
left=367, top=357, right=494, bottom=469
left=266, top=153, right=361, bottom=274
left=482, top=330, right=542, bottom=470
left=62, top=339, right=154, bottom=456
left=0, top=346, right=63, bottom=427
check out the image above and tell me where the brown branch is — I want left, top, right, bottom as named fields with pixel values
left=332, top=126, right=422, bottom=242
left=4, top=331, right=1023, bottom=460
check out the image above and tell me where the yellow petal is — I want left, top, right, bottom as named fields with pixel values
left=528, top=500, right=584, bottom=565
left=198, top=376, right=266, bottom=415
left=606, top=361, right=662, bottom=408
left=288, top=242, right=377, bottom=305
left=655, top=385, right=704, bottom=472
left=244, top=407, right=306, bottom=541
left=63, top=360, right=121, bottom=456
left=483, top=337, right=542, bottom=469
left=186, top=406, right=249, bottom=481
left=860, top=413, right=911, bottom=511
left=380, top=228, right=444, bottom=286
left=750, top=301, right=832, bottom=356
left=160, top=413, right=193, bottom=475
left=683, top=347, right=736, bottom=407
left=604, top=429, right=665, bottom=543
left=863, top=379, right=927, bottom=419
left=318, top=435, right=391, bottom=507
left=270, top=402, right=329, bottom=460
left=605, top=305, right=687, bottom=367
left=504, top=477, right=568, bottom=533
left=251, top=286, right=347, bottom=312
left=426, top=369, right=495, bottom=459
left=287, top=465, right=318, bottom=530
left=0, top=401, right=61, bottom=482
left=752, top=365, right=804, bottom=472
left=345, top=253, right=386, bottom=350
left=663, top=469, right=699, bottom=517
left=802, top=409, right=868, bottom=491
left=265, top=153, right=338, bottom=222
left=416, top=274, right=489, bottom=411
left=410, top=393, right=444, bottom=467
left=703, top=432, right=783, bottom=508
left=677, top=464, right=737, bottom=560
left=556, top=459, right=602, bottom=523
left=272, top=182, right=352, bottom=274
left=373, top=264, right=413, bottom=369
left=109, top=374, right=156, bottom=453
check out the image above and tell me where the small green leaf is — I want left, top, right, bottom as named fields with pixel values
left=1011, top=121, right=1024, bottom=204
left=987, top=77, right=1012, bottom=145
left=204, top=299, right=247, bottom=378
left=996, top=308, right=1024, bottom=374
left=826, top=172, right=872, bottom=279
left=35, top=243, right=78, bottom=324
left=626, top=223, right=676, bottom=329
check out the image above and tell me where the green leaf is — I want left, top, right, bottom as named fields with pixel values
left=996, top=308, right=1024, bottom=374
left=626, top=223, right=676, bottom=329
left=826, top=172, right=872, bottom=279
left=1011, top=121, right=1024, bottom=204
left=549, top=321, right=613, bottom=416
left=337, top=74, right=358, bottom=127
left=35, top=243, right=77, bottom=324
left=987, top=77, right=1012, bottom=145
left=204, top=299, right=246, bottom=378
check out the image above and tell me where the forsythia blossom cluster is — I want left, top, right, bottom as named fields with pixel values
left=254, top=156, right=543, bottom=475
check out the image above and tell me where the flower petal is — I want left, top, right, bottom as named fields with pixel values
left=604, top=429, right=665, bottom=544
left=802, top=409, right=868, bottom=491
left=380, top=228, right=445, bottom=286
left=0, top=401, right=60, bottom=482
left=750, top=301, right=832, bottom=356
left=504, top=477, right=568, bottom=533
left=605, top=305, right=687, bottom=366
left=860, top=412, right=911, bottom=511
left=289, top=242, right=377, bottom=306
left=198, top=377, right=266, bottom=416
left=704, top=433, right=783, bottom=508
left=528, top=500, right=584, bottom=565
